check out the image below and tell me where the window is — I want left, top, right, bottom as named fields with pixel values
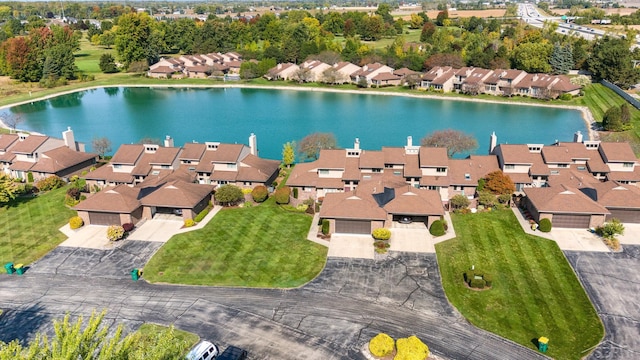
left=161, top=165, right=170, bottom=169
left=188, top=167, right=195, bottom=172
left=372, top=168, right=382, bottom=173
left=550, top=170, right=559, bottom=175
left=623, top=162, right=634, bottom=168
left=113, top=164, right=122, bottom=169
left=393, top=170, right=402, bottom=176
left=504, top=164, right=515, bottom=170
left=363, top=175, right=371, bottom=180
left=577, top=166, right=586, bottom=171
left=436, top=167, right=446, bottom=173
left=557, top=164, right=568, bottom=168
left=464, top=173, right=471, bottom=180
left=319, top=169, right=329, bottom=175
left=182, top=160, right=191, bottom=164
left=26, top=154, right=34, bottom=159
left=226, top=163, right=237, bottom=169
left=428, top=186, right=437, bottom=190
left=385, top=164, right=393, bottom=168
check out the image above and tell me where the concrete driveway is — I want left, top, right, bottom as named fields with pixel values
left=127, top=219, right=183, bottom=242
left=565, top=246, right=640, bottom=360
left=616, top=223, right=640, bottom=246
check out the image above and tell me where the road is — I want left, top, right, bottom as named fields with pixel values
left=0, top=248, right=545, bottom=360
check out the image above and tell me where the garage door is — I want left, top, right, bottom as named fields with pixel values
left=89, top=212, right=121, bottom=226
left=607, top=209, right=640, bottom=223
left=335, top=220, right=371, bottom=234
left=552, top=214, right=591, bottom=228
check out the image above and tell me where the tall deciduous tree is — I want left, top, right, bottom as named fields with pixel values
left=114, top=12, right=159, bottom=69
left=282, top=141, right=296, bottom=167
left=92, top=137, right=112, bottom=158
left=511, top=42, right=553, bottom=73
left=298, top=132, right=338, bottom=161
left=420, top=129, right=478, bottom=157
left=1, top=112, right=23, bottom=133
left=588, top=36, right=640, bottom=88
left=484, top=170, right=515, bottom=195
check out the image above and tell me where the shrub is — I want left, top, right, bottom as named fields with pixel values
left=241, top=188, right=253, bottom=195
left=296, top=204, right=307, bottom=212
left=251, top=185, right=268, bottom=203
left=470, top=278, right=486, bottom=289
left=483, top=273, right=493, bottom=287
left=66, top=187, right=81, bottom=200
left=27, top=171, right=34, bottom=183
left=274, top=186, right=291, bottom=205
left=215, top=184, right=244, bottom=206
left=292, top=187, right=299, bottom=199
left=243, top=201, right=253, bottom=208
left=106, top=225, right=125, bottom=241
left=64, top=195, right=80, bottom=207
left=69, top=216, right=84, bottom=229
left=538, top=218, right=552, bottom=232
left=429, top=220, right=446, bottom=236
left=194, top=208, right=210, bottom=222
left=450, top=194, right=470, bottom=209
left=559, top=93, right=572, bottom=101
left=395, top=335, right=429, bottom=360
left=36, top=176, right=65, bottom=191
left=372, top=228, right=391, bottom=240
left=184, top=219, right=196, bottom=227
left=596, top=218, right=625, bottom=239
left=369, top=333, right=395, bottom=357
left=463, top=270, right=475, bottom=284
left=122, top=223, right=134, bottom=232
left=478, top=191, right=497, bottom=207
left=321, top=219, right=330, bottom=235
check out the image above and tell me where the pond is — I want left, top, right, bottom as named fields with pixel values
left=9, top=86, right=587, bottom=160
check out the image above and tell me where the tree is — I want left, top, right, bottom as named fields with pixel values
left=0, top=112, right=23, bottom=133
left=602, top=106, right=623, bottom=131
left=99, top=53, right=118, bottom=73
left=409, top=14, right=424, bottom=30
left=621, top=104, right=631, bottom=127
left=298, top=132, right=338, bottom=161
left=420, top=129, right=478, bottom=157
left=359, top=15, right=384, bottom=41
left=484, top=170, right=515, bottom=195
left=92, top=137, right=112, bottom=158
left=0, top=311, right=191, bottom=359
left=282, top=141, right=296, bottom=167
left=424, top=53, right=465, bottom=70
left=114, top=12, right=159, bottom=69
left=450, top=194, right=470, bottom=209
left=549, top=43, right=573, bottom=75
left=0, top=174, right=18, bottom=204
left=98, top=30, right=115, bottom=48
left=435, top=10, right=449, bottom=26
left=511, top=42, right=553, bottom=73
left=588, top=36, right=640, bottom=88
left=215, top=184, right=244, bottom=206
left=292, top=67, right=313, bottom=83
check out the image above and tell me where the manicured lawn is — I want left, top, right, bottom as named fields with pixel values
left=136, top=323, right=199, bottom=356
left=435, top=210, right=603, bottom=359
left=0, top=187, right=75, bottom=265
left=571, top=83, right=640, bottom=125
left=74, top=37, right=116, bottom=74
left=144, top=200, right=327, bottom=287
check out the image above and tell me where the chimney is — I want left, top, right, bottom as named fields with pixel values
left=489, top=131, right=497, bottom=154
left=354, top=138, right=360, bottom=150
left=573, top=130, right=583, bottom=143
left=249, top=133, right=257, bottom=155
left=62, top=127, right=76, bottom=151
left=164, top=135, right=174, bottom=148
left=407, top=136, right=413, bottom=147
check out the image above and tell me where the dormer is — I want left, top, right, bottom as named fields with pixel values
left=583, top=141, right=600, bottom=150
left=527, top=144, right=543, bottom=153
left=404, top=136, right=420, bottom=155
left=346, top=138, right=361, bottom=157
left=206, top=142, right=220, bottom=151
left=18, top=133, right=28, bottom=141
left=143, top=144, right=159, bottom=153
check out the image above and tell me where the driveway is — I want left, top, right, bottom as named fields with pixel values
left=564, top=246, right=640, bottom=360
left=0, top=253, right=545, bottom=360
left=616, top=223, right=640, bottom=246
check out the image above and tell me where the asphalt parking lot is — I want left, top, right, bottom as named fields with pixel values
left=565, top=246, right=640, bottom=360
left=0, top=252, right=545, bottom=360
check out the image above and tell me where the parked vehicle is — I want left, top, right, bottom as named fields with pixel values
left=186, top=341, right=219, bottom=360
left=217, top=346, right=248, bottom=360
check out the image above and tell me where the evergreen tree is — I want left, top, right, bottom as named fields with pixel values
left=99, top=53, right=118, bottom=73
left=550, top=43, right=573, bottom=75
left=603, top=106, right=623, bottom=131
left=621, top=103, right=631, bottom=127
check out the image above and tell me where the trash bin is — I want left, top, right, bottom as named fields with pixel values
left=131, top=268, right=140, bottom=281
left=538, top=337, right=549, bottom=353
left=4, top=262, right=14, bottom=275
left=14, top=264, right=24, bottom=275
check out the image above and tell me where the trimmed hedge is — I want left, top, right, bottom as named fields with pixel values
left=369, top=333, right=395, bottom=357
left=292, top=187, right=299, bottom=199
left=274, top=186, right=291, bottom=205
left=372, top=228, right=391, bottom=240
left=69, top=216, right=84, bottom=229
left=463, top=268, right=492, bottom=289
left=122, top=223, right=134, bottom=232
left=321, top=219, right=330, bottom=235
left=251, top=185, right=268, bottom=203
left=539, top=218, right=552, bottom=232
left=429, top=220, right=446, bottom=236
left=194, top=208, right=210, bottom=222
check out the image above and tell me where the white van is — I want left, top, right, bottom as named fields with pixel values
left=186, top=341, right=219, bottom=360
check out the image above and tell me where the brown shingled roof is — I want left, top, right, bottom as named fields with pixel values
left=0, top=134, right=18, bottom=151
left=30, top=147, right=97, bottom=173
left=10, top=135, right=49, bottom=154
left=141, top=180, right=213, bottom=208
left=524, top=185, right=610, bottom=214
left=580, top=181, right=640, bottom=209
left=111, top=144, right=144, bottom=165
left=317, top=149, right=346, bottom=169
left=180, top=143, right=206, bottom=161
left=359, top=151, right=385, bottom=169
left=419, top=147, right=448, bottom=167
left=599, top=142, right=637, bottom=163
left=74, top=185, right=141, bottom=213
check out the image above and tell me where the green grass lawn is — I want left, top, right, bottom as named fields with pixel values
left=436, top=210, right=603, bottom=359
left=0, top=187, right=75, bottom=265
left=144, top=200, right=327, bottom=287
left=136, top=323, right=199, bottom=356
left=74, top=37, right=116, bottom=74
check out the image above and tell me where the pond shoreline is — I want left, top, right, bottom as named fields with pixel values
left=0, top=83, right=597, bottom=141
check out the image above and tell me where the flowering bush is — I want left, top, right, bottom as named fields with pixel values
left=374, top=240, right=391, bottom=254
left=184, top=219, right=195, bottom=227
left=36, top=176, right=65, bottom=191
left=372, top=228, right=391, bottom=240
left=69, top=216, right=84, bottom=229
left=369, top=333, right=395, bottom=357
left=106, top=225, right=125, bottom=241
left=395, top=335, right=429, bottom=360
